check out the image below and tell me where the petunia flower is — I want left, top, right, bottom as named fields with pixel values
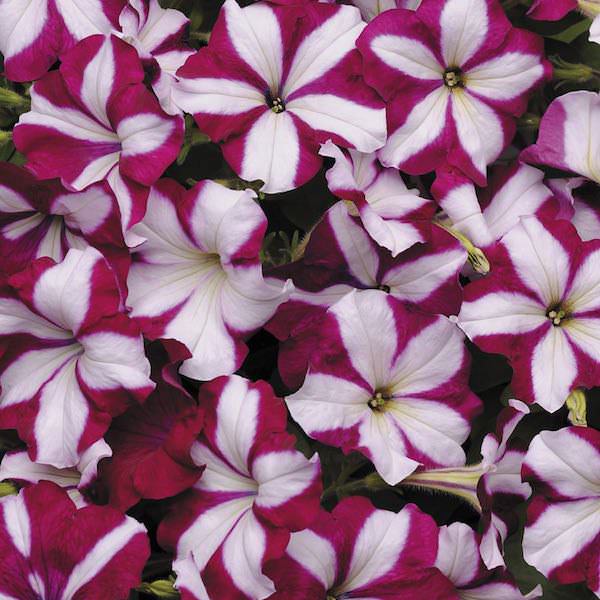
left=0, top=438, right=112, bottom=507
left=357, top=0, right=550, bottom=184
left=348, top=0, right=422, bottom=21
left=266, top=202, right=466, bottom=389
left=0, top=0, right=124, bottom=82
left=522, top=427, right=600, bottom=596
left=432, top=162, right=558, bottom=251
left=14, top=34, right=184, bottom=236
left=0, top=247, right=154, bottom=469
left=458, top=216, right=600, bottom=413
left=436, top=522, right=541, bottom=599
left=172, top=0, right=386, bottom=194
left=319, top=140, right=434, bottom=256
left=287, top=289, right=481, bottom=485
left=100, top=340, right=204, bottom=511
left=396, top=399, right=531, bottom=570
left=126, top=178, right=292, bottom=381
left=265, top=497, right=456, bottom=599
left=157, top=375, right=322, bottom=600
left=0, top=481, right=149, bottom=600
left=0, top=163, right=128, bottom=293
left=521, top=91, right=600, bottom=186
left=117, top=0, right=195, bottom=114
left=528, top=1, right=600, bottom=44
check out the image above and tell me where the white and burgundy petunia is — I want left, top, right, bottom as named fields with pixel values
left=320, top=140, right=434, bottom=256
left=522, top=427, right=600, bottom=596
left=0, top=163, right=128, bottom=292
left=0, top=0, right=124, bottom=82
left=126, top=178, right=292, bottom=382
left=265, top=497, right=456, bottom=599
left=0, top=246, right=154, bottom=469
left=0, top=480, right=149, bottom=600
left=357, top=0, right=550, bottom=184
left=266, top=202, right=466, bottom=389
left=117, top=0, right=194, bottom=114
left=173, top=0, right=386, bottom=193
left=458, top=216, right=600, bottom=413
left=158, top=375, right=322, bottom=600
left=287, top=289, right=481, bottom=485
left=436, top=522, right=541, bottom=599
left=522, top=91, right=600, bottom=186
left=14, top=34, right=184, bottom=234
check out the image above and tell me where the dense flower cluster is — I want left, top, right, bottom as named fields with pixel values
left=0, top=0, right=598, bottom=599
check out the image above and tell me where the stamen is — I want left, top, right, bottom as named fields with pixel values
left=547, top=307, right=567, bottom=326
left=443, top=67, right=464, bottom=88
left=368, top=391, right=390, bottom=411
left=265, top=89, right=285, bottom=113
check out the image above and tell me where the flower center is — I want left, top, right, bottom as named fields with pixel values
left=377, top=284, right=391, bottom=293
left=443, top=67, right=464, bottom=88
left=368, top=390, right=391, bottom=411
left=265, top=89, right=285, bottom=113
left=547, top=305, right=568, bottom=326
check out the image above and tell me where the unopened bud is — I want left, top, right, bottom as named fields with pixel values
left=566, top=389, right=587, bottom=427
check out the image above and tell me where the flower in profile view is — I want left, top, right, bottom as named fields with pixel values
left=14, top=35, right=184, bottom=235
left=357, top=0, right=550, bottom=184
left=126, top=178, right=292, bottom=381
left=173, top=0, right=386, bottom=193
left=0, top=481, right=150, bottom=599
left=158, top=375, right=322, bottom=600
left=522, top=427, right=600, bottom=596
left=459, top=216, right=600, bottom=413
left=521, top=91, right=600, bottom=185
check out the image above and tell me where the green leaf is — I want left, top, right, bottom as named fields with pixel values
left=547, top=18, right=592, bottom=43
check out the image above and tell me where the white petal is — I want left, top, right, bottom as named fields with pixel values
left=286, top=373, right=370, bottom=434
left=327, top=203, right=378, bottom=287
left=384, top=248, right=467, bottom=302
left=191, top=443, right=256, bottom=494
left=525, top=429, right=600, bottom=498
left=285, top=530, right=337, bottom=590
left=564, top=317, right=600, bottom=363
left=254, top=451, right=318, bottom=509
left=0, top=184, right=32, bottom=213
left=458, top=292, right=546, bottom=339
left=440, top=0, right=488, bottom=66
left=0, top=451, right=80, bottom=489
left=60, top=518, right=147, bottom=600
left=33, top=247, right=100, bottom=333
left=1, top=492, right=31, bottom=558
left=436, top=523, right=480, bottom=587
left=55, top=0, right=114, bottom=38
left=389, top=317, right=465, bottom=395
left=330, top=290, right=397, bottom=389
left=531, top=327, right=577, bottom=413
left=172, top=78, right=265, bottom=116
left=380, top=87, right=449, bottom=167
left=288, top=94, right=386, bottom=153
left=451, top=90, right=504, bottom=178
left=0, top=0, right=48, bottom=57
left=221, top=511, right=274, bottom=598
left=369, top=34, right=442, bottom=80
left=79, top=37, right=114, bottom=127
left=283, top=5, right=365, bottom=96
left=466, top=52, right=544, bottom=102
left=118, top=113, right=176, bottom=158
left=223, top=0, right=282, bottom=90
left=0, top=298, right=71, bottom=340
left=34, top=356, right=89, bottom=468
left=483, top=165, right=552, bottom=241
left=341, top=508, right=410, bottom=593
left=567, top=249, right=600, bottom=313
left=240, top=111, right=300, bottom=194
left=523, top=499, right=600, bottom=579
left=502, top=217, right=571, bottom=306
